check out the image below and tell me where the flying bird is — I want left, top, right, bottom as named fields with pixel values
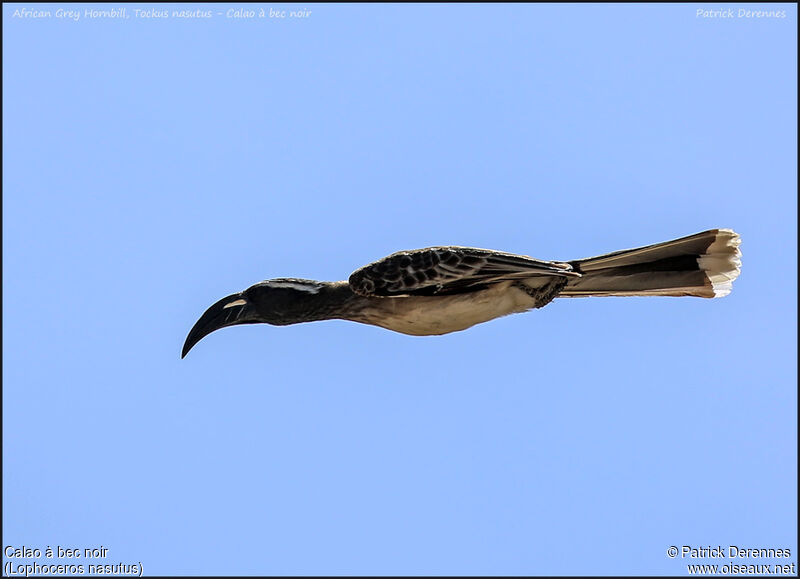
left=182, top=228, right=741, bottom=358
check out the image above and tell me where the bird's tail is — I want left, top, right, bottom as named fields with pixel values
left=560, top=229, right=741, bottom=298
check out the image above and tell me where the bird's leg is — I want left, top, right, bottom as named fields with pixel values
left=512, top=278, right=569, bottom=309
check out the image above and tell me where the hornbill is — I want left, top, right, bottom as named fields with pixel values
left=182, top=228, right=741, bottom=358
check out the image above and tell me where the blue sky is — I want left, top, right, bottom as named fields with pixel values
left=3, top=3, right=796, bottom=575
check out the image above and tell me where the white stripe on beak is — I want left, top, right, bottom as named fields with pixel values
left=222, top=298, right=247, bottom=309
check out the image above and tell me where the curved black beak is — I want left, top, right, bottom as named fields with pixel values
left=182, top=292, right=260, bottom=358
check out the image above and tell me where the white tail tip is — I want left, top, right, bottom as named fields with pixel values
left=698, top=229, right=741, bottom=297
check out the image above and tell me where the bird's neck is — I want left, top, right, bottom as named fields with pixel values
left=293, top=281, right=367, bottom=323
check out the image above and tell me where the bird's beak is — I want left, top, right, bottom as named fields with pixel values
left=182, top=292, right=260, bottom=358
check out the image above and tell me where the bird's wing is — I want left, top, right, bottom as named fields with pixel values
left=349, top=246, right=578, bottom=297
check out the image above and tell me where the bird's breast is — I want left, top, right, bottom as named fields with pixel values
left=350, top=282, right=536, bottom=336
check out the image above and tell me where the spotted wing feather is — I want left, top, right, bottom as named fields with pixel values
left=349, top=246, right=577, bottom=297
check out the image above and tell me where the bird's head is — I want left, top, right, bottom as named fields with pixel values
left=182, top=278, right=330, bottom=358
